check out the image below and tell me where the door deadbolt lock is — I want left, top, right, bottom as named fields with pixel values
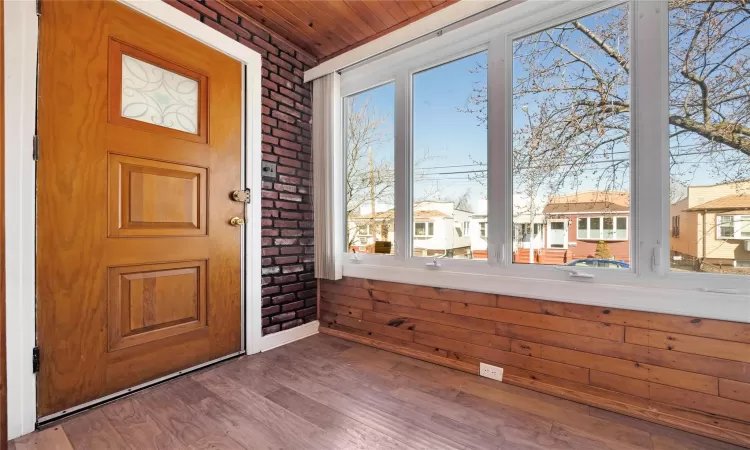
left=229, top=216, right=245, bottom=227
left=231, top=189, right=251, bottom=203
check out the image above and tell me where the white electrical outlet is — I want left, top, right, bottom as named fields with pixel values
left=479, top=362, right=504, bottom=381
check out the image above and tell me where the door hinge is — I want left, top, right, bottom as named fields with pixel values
left=32, top=347, right=40, bottom=373
left=32, top=135, right=40, bottom=161
left=36, top=0, right=42, bottom=16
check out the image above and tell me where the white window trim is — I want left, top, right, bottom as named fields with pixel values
left=575, top=216, right=629, bottom=242
left=338, top=0, right=750, bottom=323
left=716, top=214, right=750, bottom=240
left=414, top=222, right=435, bottom=238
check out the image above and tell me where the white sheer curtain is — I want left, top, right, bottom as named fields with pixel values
left=312, top=72, right=343, bottom=280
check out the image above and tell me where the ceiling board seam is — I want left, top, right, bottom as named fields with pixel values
left=306, top=1, right=360, bottom=47
left=257, top=0, right=342, bottom=55
left=216, top=0, right=318, bottom=63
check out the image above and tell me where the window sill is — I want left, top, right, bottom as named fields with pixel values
left=341, top=260, right=750, bottom=323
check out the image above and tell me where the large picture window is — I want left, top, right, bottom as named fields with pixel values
left=511, top=4, right=631, bottom=266
left=668, top=1, right=750, bottom=274
left=344, top=83, right=395, bottom=255
left=412, top=51, right=488, bottom=259
left=337, top=0, right=750, bottom=321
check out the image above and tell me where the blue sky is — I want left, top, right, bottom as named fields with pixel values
left=349, top=52, right=488, bottom=212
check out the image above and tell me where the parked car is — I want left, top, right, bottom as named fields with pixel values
left=566, top=258, right=630, bottom=269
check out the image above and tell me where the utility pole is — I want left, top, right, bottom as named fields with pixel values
left=369, top=146, right=376, bottom=239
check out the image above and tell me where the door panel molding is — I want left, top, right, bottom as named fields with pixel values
left=107, top=259, right=207, bottom=351
left=4, top=0, right=262, bottom=438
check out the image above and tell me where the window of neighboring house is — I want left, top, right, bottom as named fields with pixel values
left=463, top=221, right=470, bottom=236
left=576, top=217, right=628, bottom=241
left=344, top=82, right=395, bottom=253
left=577, top=218, right=588, bottom=240
left=672, top=216, right=680, bottom=237
left=511, top=4, right=630, bottom=266
left=740, top=216, right=750, bottom=238
left=616, top=217, right=627, bottom=240
left=603, top=217, right=615, bottom=240
left=719, top=215, right=735, bottom=239
left=357, top=223, right=372, bottom=236
left=415, top=222, right=434, bottom=238
left=736, top=261, right=750, bottom=268
left=717, top=215, right=750, bottom=240
left=668, top=1, right=749, bottom=275
left=412, top=51, right=488, bottom=259
left=480, top=222, right=487, bottom=238
left=590, top=218, right=601, bottom=240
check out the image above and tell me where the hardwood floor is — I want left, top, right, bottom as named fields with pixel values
left=10, top=334, right=746, bottom=450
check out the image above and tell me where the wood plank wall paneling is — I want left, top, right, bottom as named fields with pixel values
left=319, top=277, right=750, bottom=447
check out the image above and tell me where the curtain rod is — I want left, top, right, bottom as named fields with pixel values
left=338, top=0, right=521, bottom=75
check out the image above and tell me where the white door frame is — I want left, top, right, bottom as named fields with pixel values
left=547, top=219, right=569, bottom=250
left=5, top=0, right=263, bottom=438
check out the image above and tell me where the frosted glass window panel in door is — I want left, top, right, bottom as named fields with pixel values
left=121, top=54, right=199, bottom=134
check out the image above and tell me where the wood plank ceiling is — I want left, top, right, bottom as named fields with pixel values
left=225, top=0, right=459, bottom=62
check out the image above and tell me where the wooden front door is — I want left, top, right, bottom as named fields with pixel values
left=37, top=1, right=243, bottom=417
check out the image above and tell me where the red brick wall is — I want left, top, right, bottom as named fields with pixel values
left=163, top=0, right=317, bottom=335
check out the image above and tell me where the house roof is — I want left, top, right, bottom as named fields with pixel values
left=547, top=191, right=630, bottom=206
left=544, top=191, right=630, bottom=215
left=543, top=201, right=629, bottom=214
left=688, top=195, right=750, bottom=211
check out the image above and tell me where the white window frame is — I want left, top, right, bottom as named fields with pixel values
left=414, top=221, right=435, bottom=238
left=576, top=216, right=629, bottom=242
left=337, top=0, right=750, bottom=323
left=716, top=215, right=750, bottom=240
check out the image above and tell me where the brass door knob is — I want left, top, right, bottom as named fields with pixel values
left=229, top=217, right=245, bottom=226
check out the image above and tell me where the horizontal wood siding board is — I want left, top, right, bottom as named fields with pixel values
left=511, top=339, right=647, bottom=380
left=498, top=321, right=750, bottom=383
left=719, top=379, right=750, bottom=404
left=374, top=302, right=496, bottom=334
left=650, top=383, right=750, bottom=423
left=542, top=300, right=750, bottom=344
left=335, top=314, right=414, bottom=342
left=319, top=277, right=750, bottom=447
left=370, top=290, right=451, bottom=313
left=319, top=326, right=478, bottom=373
left=590, top=370, right=651, bottom=399
left=510, top=338, right=719, bottom=395
left=626, top=328, right=750, bottom=364
left=362, top=310, right=511, bottom=350
left=414, top=332, right=590, bottom=384
left=320, top=283, right=373, bottom=301
left=362, top=277, right=498, bottom=306
left=319, top=291, right=373, bottom=311
left=452, top=303, right=625, bottom=342
left=319, top=301, right=363, bottom=319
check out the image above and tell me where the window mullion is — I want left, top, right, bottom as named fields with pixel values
left=394, top=69, right=411, bottom=261
left=487, top=34, right=508, bottom=267
left=632, top=0, right=670, bottom=276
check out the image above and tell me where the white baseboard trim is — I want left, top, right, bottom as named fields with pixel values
left=259, top=320, right=319, bottom=352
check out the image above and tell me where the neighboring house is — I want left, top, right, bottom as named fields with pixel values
left=670, top=180, right=750, bottom=269
left=469, top=199, right=488, bottom=259
left=349, top=201, right=472, bottom=257
left=542, top=191, right=631, bottom=262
